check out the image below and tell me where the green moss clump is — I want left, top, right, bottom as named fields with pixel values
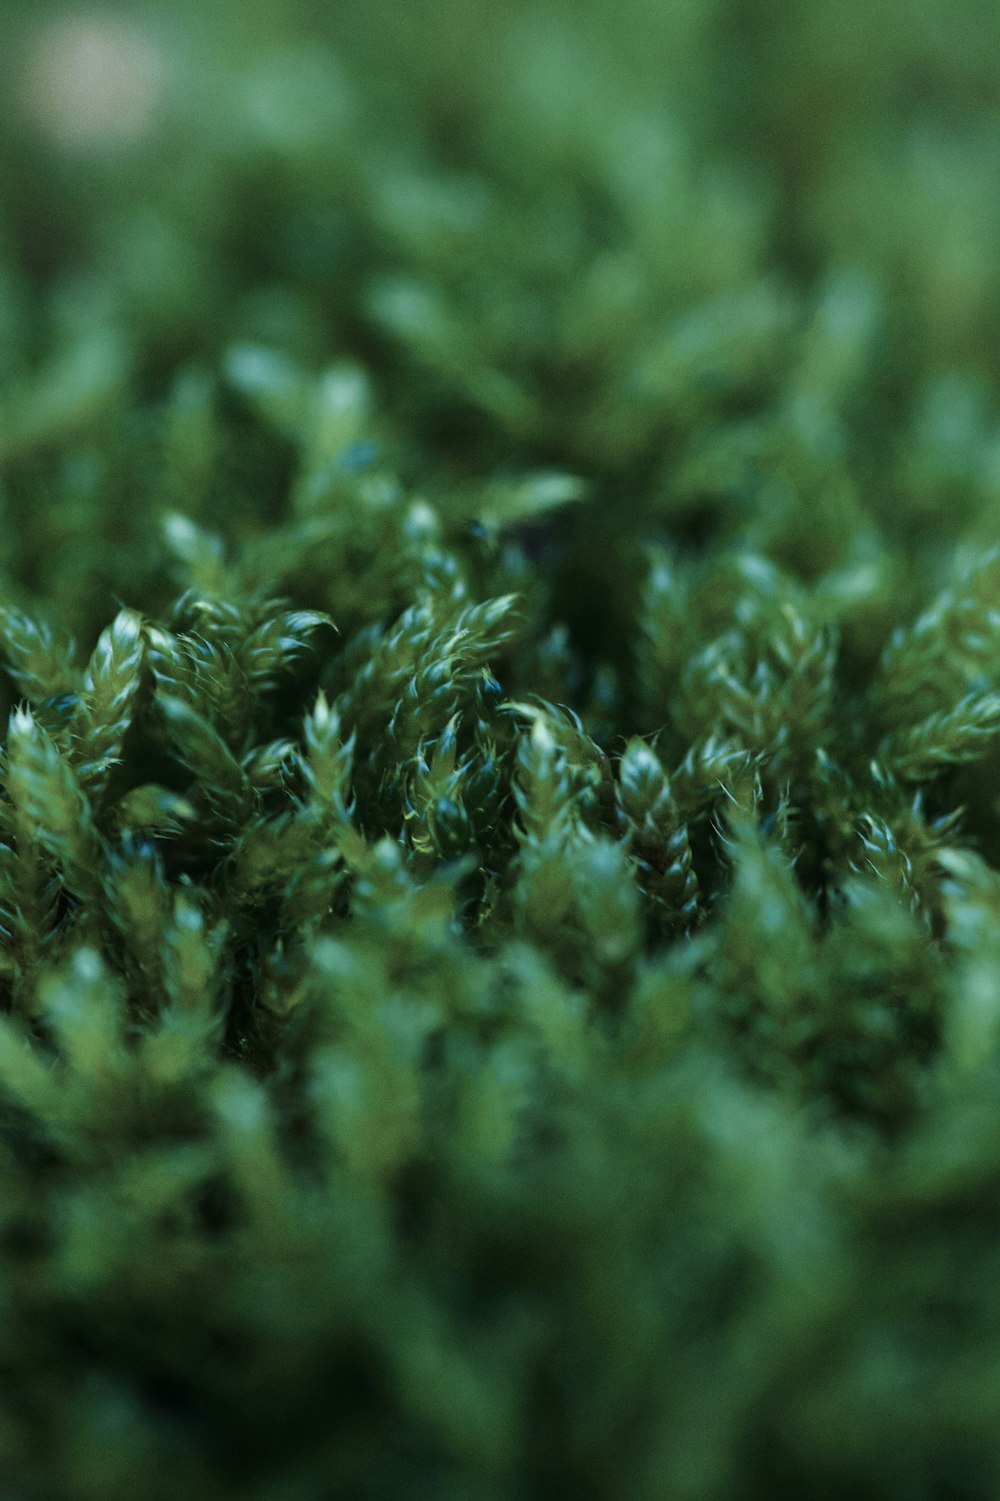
left=4, top=1, right=1000, bottom=1496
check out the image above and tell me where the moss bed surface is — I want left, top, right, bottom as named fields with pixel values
left=4, top=2, right=1000, bottom=1498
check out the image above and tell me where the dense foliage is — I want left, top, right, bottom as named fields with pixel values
left=4, top=1, right=1000, bottom=1496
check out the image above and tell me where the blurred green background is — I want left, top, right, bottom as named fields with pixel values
left=0, top=0, right=997, bottom=668
left=5, top=0, right=1000, bottom=363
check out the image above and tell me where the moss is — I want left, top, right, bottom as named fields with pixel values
left=2, top=1, right=1000, bottom=1496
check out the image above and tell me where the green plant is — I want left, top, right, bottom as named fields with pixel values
left=3, top=2, right=1000, bottom=1497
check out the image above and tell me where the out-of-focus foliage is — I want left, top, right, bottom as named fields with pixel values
left=2, top=0, right=1000, bottom=1497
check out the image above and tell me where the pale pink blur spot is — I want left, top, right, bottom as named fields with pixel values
left=23, top=14, right=165, bottom=151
